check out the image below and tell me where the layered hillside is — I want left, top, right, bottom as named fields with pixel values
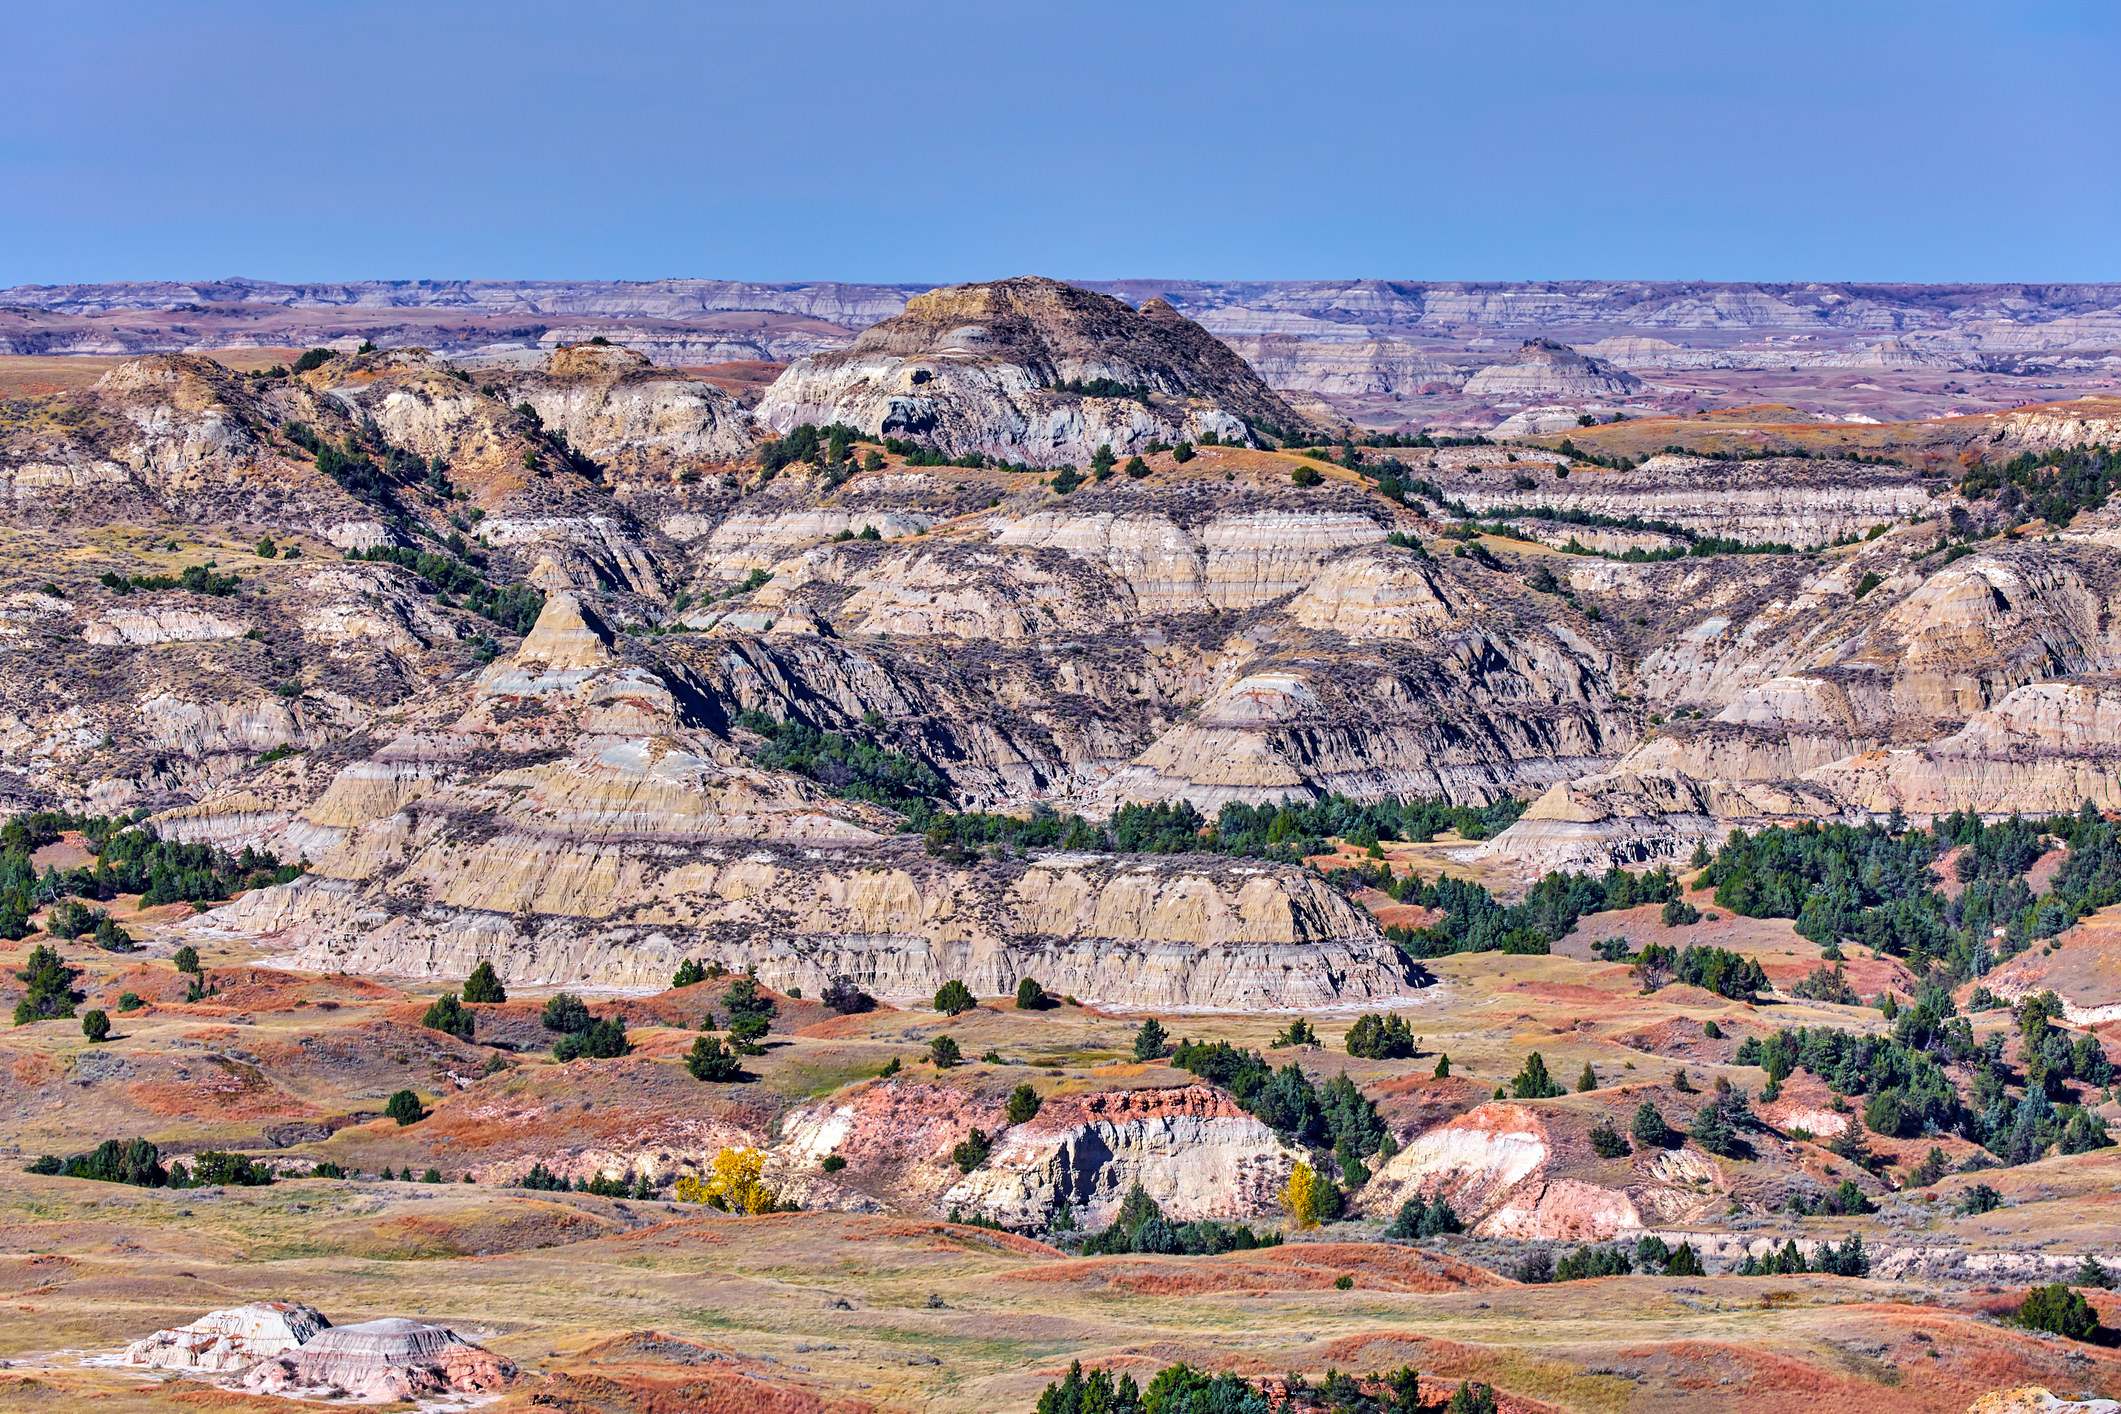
left=17, top=277, right=2121, bottom=358
left=11, top=307, right=2121, bottom=989
left=9, top=316, right=2121, bottom=1414
left=1482, top=526, right=2121, bottom=870
left=1462, top=339, right=1642, bottom=400
left=755, top=277, right=1313, bottom=462
left=175, top=591, right=1410, bottom=1005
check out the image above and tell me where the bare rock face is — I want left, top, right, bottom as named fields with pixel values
left=1218, top=333, right=1464, bottom=397
left=1803, top=676, right=2121, bottom=817
left=1477, top=769, right=1727, bottom=873
left=1363, top=1102, right=1727, bottom=1242
left=937, top=1086, right=1300, bottom=1228
left=756, top=277, right=1310, bottom=463
left=1100, top=590, right=1629, bottom=813
left=1446, top=453, right=1937, bottom=547
left=775, top=1081, right=1299, bottom=1226
left=122, top=1301, right=329, bottom=1374
left=1986, top=398, right=2121, bottom=457
left=245, top=842, right=1415, bottom=1009
left=242, top=1318, right=514, bottom=1402
left=187, top=588, right=1413, bottom=1009
left=489, top=342, right=755, bottom=470
left=1572, top=335, right=1684, bottom=369
left=82, top=603, right=252, bottom=645
left=1463, top=339, right=1641, bottom=400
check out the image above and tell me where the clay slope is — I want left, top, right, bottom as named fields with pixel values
left=778, top=1079, right=1303, bottom=1226
left=18, top=338, right=2121, bottom=916
left=1486, top=532, right=2121, bottom=870
left=1463, top=339, right=1642, bottom=400
left=184, top=590, right=1412, bottom=1008
left=756, top=277, right=1313, bottom=463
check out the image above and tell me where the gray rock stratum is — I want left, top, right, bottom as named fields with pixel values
left=242, top=1318, right=515, bottom=1402
left=1463, top=339, right=1643, bottom=401
left=121, top=1302, right=330, bottom=1374
left=755, top=276, right=1312, bottom=463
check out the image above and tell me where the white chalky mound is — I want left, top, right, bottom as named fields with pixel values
left=242, top=1317, right=515, bottom=1401
left=121, top=1301, right=329, bottom=1373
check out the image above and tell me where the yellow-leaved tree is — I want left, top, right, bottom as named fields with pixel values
left=1280, top=1159, right=1319, bottom=1229
left=707, top=1147, right=778, bottom=1215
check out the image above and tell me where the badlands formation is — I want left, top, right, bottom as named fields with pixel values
left=755, top=276, right=1308, bottom=462
left=0, top=277, right=2118, bottom=1413
left=10, top=277, right=2121, bottom=429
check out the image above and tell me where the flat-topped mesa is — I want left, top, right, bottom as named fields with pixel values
left=1463, top=338, right=1642, bottom=400
left=755, top=276, right=1314, bottom=463
left=243, top=1318, right=515, bottom=1402
left=122, top=1301, right=330, bottom=1374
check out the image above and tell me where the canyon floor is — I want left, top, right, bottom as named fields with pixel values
left=8, top=1184, right=2120, bottom=1414
left=3, top=867, right=2119, bottom=1412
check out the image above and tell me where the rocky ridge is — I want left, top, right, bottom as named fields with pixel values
left=22, top=277, right=2121, bottom=359
left=756, top=277, right=1312, bottom=463
left=1462, top=339, right=1643, bottom=401
left=187, top=589, right=1413, bottom=1007
left=10, top=292, right=2121, bottom=985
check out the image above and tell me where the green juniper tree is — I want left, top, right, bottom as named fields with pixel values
left=462, top=960, right=506, bottom=1004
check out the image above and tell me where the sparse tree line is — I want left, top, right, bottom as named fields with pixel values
left=1436, top=497, right=1801, bottom=561
left=1076, top=1181, right=1282, bottom=1256
left=265, top=364, right=557, bottom=638
left=1957, top=439, right=2119, bottom=529
left=97, top=562, right=244, bottom=596
left=1694, top=806, right=2121, bottom=984
left=2, top=810, right=302, bottom=947
left=756, top=421, right=1047, bottom=478
left=736, top=708, right=947, bottom=822
left=1037, top=1356, right=1510, bottom=1414
left=922, top=793, right=1527, bottom=870
left=25, top=1138, right=277, bottom=1189
left=1331, top=458, right=1810, bottom=559
left=1375, top=865, right=1680, bottom=960
left=349, top=543, right=544, bottom=635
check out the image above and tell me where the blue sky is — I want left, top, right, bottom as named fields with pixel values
left=3, top=0, right=2115, bottom=284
